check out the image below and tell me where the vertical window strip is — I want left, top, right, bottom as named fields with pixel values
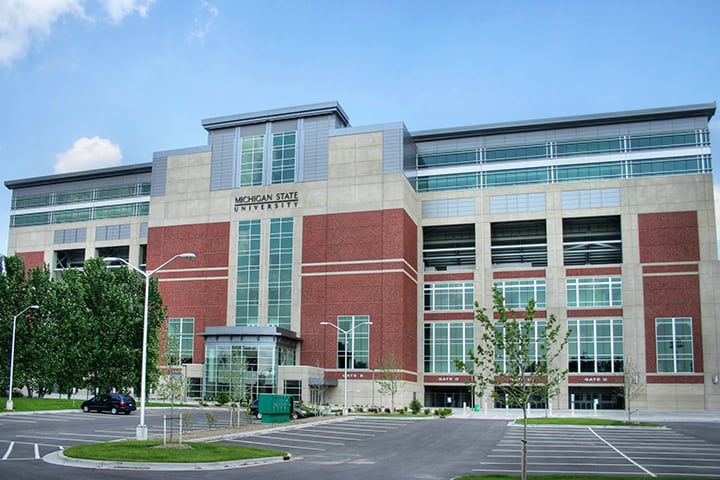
left=423, top=322, right=474, bottom=373
left=168, top=317, right=195, bottom=364
left=567, top=319, right=624, bottom=373
left=337, top=315, right=371, bottom=369
left=271, top=131, right=296, bottom=184
left=239, top=135, right=264, bottom=187
left=494, top=320, right=547, bottom=373
left=656, top=317, right=693, bottom=373
left=268, top=217, right=293, bottom=329
left=236, top=220, right=261, bottom=325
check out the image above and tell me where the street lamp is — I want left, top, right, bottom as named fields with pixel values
left=6, top=305, right=39, bottom=411
left=104, top=253, right=196, bottom=440
left=320, top=320, right=372, bottom=415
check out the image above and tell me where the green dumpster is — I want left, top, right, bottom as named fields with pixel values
left=258, top=393, right=293, bottom=423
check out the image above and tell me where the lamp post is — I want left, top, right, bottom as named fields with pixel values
left=6, top=305, right=39, bottom=411
left=320, top=320, right=372, bottom=415
left=104, top=253, right=196, bottom=440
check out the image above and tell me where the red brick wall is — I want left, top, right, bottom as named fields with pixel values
left=638, top=211, right=699, bottom=263
left=16, top=251, right=44, bottom=270
left=148, top=222, right=230, bottom=364
left=301, top=209, right=419, bottom=377
left=643, top=274, right=703, bottom=375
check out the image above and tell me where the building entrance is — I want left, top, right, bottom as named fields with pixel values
left=424, top=386, right=472, bottom=408
left=568, top=386, right=623, bottom=410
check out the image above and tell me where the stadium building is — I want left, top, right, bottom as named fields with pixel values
left=5, top=101, right=720, bottom=411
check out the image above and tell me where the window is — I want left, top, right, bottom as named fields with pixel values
left=656, top=317, right=693, bottom=373
left=284, top=379, right=302, bottom=403
left=568, top=319, right=623, bottom=373
left=424, top=283, right=474, bottom=311
left=336, top=315, right=371, bottom=369
left=566, top=277, right=622, bottom=307
left=491, top=219, right=547, bottom=267
left=268, top=218, right=293, bottom=329
left=494, top=280, right=546, bottom=309
left=563, top=216, right=621, bottom=265
left=239, top=135, right=264, bottom=187
left=494, top=320, right=546, bottom=374
left=271, top=132, right=296, bottom=184
left=422, top=224, right=476, bottom=271
left=168, top=318, right=195, bottom=364
left=424, top=322, right=474, bottom=373
left=236, top=220, right=261, bottom=325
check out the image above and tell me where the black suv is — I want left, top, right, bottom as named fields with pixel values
left=81, top=393, right=137, bottom=415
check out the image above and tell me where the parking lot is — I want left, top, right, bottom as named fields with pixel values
left=475, top=424, right=720, bottom=478
left=1, top=409, right=719, bottom=479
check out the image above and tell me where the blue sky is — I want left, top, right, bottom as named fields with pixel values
left=1, top=0, right=719, bottom=256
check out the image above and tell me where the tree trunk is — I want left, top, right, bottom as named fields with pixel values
left=521, top=404, right=528, bottom=480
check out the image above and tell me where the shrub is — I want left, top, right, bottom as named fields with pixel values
left=423, top=408, right=431, bottom=415
left=409, top=398, right=422, bottom=414
left=215, top=391, right=230, bottom=406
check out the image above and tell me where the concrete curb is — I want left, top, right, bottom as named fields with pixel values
left=43, top=450, right=289, bottom=471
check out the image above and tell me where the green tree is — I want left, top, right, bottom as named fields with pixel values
left=376, top=348, right=403, bottom=412
left=0, top=256, right=38, bottom=397
left=456, top=287, right=569, bottom=480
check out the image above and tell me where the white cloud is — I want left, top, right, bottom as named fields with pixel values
left=0, top=0, right=155, bottom=67
left=100, top=0, right=156, bottom=24
left=54, top=136, right=123, bottom=173
left=188, top=0, right=218, bottom=42
left=0, top=0, right=83, bottom=66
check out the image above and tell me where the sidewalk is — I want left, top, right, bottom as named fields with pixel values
left=449, top=406, right=720, bottom=422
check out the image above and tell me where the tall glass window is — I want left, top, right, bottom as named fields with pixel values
left=336, top=315, right=371, bottom=369
left=494, top=280, right=546, bottom=309
left=204, top=344, right=277, bottom=401
left=424, top=322, right=474, bottom=373
left=424, top=282, right=474, bottom=311
left=567, top=319, right=623, bottom=373
left=236, top=220, right=261, bottom=325
left=271, top=132, right=296, bottom=184
left=239, top=135, right=264, bottom=187
left=656, top=317, right=693, bottom=373
left=168, top=317, right=195, bottom=364
left=494, top=321, right=546, bottom=373
left=268, top=217, right=293, bottom=329
left=566, top=277, right=622, bottom=307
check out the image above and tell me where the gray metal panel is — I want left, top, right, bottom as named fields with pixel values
left=10, top=168, right=152, bottom=198
left=54, top=228, right=86, bottom=244
left=240, top=123, right=266, bottom=136
left=209, top=128, right=236, bottom=191
left=202, top=101, right=349, bottom=131
left=422, top=198, right=475, bottom=218
left=490, top=193, right=546, bottom=214
left=140, top=222, right=148, bottom=238
left=150, top=153, right=167, bottom=197
left=403, top=126, right=417, bottom=171
left=271, top=119, right=298, bottom=133
left=383, top=126, right=404, bottom=174
left=562, top=188, right=620, bottom=209
left=302, top=115, right=332, bottom=182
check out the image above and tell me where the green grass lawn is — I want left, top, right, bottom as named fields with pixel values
left=519, top=417, right=659, bottom=427
left=4, top=397, right=195, bottom=412
left=63, top=440, right=285, bottom=463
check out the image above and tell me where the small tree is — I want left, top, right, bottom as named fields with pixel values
left=622, top=357, right=645, bottom=423
left=456, top=288, right=569, bottom=480
left=376, top=349, right=403, bottom=412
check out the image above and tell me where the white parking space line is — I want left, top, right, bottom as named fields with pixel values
left=301, top=427, right=375, bottom=437
left=16, top=434, right=97, bottom=443
left=230, top=439, right=325, bottom=451
left=312, top=425, right=385, bottom=433
left=590, top=427, right=657, bottom=477
left=265, top=431, right=362, bottom=442
left=2, top=442, right=14, bottom=460
left=33, top=444, right=39, bottom=459
left=257, top=434, right=345, bottom=446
